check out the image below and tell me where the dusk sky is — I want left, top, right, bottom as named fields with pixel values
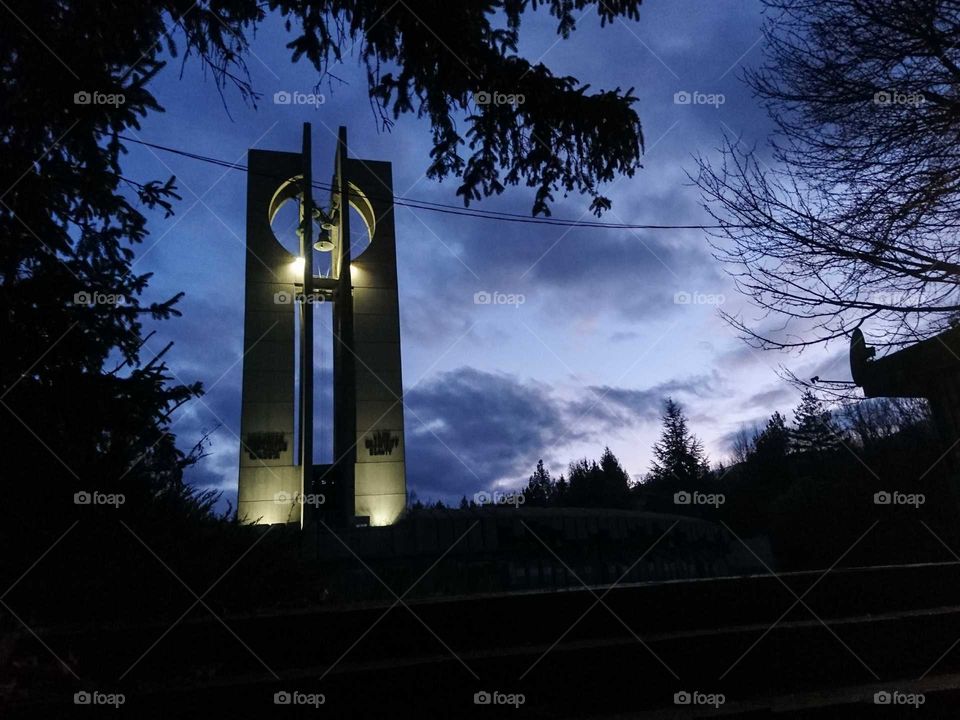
left=123, top=0, right=849, bottom=509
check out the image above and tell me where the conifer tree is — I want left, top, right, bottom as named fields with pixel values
left=792, top=391, right=842, bottom=454
left=649, top=398, right=709, bottom=487
left=525, top=459, right=554, bottom=506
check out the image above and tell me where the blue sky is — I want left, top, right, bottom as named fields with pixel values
left=122, top=0, right=848, bottom=509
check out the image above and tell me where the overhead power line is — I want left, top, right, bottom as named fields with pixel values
left=116, top=134, right=730, bottom=231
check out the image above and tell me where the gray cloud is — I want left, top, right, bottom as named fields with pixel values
left=404, top=367, right=575, bottom=501
left=569, top=371, right=725, bottom=430
left=745, top=384, right=796, bottom=410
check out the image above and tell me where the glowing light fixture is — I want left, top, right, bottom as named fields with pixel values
left=291, top=256, right=306, bottom=276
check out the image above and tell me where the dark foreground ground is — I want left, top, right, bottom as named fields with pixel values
left=6, top=561, right=960, bottom=717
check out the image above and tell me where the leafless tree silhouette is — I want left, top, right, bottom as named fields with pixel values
left=695, top=0, right=960, bottom=350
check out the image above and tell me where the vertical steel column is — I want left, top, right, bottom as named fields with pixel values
left=299, top=122, right=314, bottom=530
left=334, top=126, right=357, bottom=525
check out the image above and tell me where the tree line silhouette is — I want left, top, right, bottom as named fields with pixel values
left=429, top=393, right=957, bottom=570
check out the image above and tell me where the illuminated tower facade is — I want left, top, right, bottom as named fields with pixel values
left=237, top=125, right=406, bottom=527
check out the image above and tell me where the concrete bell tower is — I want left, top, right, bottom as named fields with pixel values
left=237, top=125, right=406, bottom=527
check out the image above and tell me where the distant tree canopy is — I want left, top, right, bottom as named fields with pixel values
left=729, top=393, right=846, bottom=473
left=517, top=448, right=632, bottom=510
left=526, top=459, right=555, bottom=506
left=647, top=398, right=710, bottom=488
left=509, top=400, right=719, bottom=513
left=791, top=390, right=842, bottom=455
left=754, top=411, right=790, bottom=465
left=695, top=0, right=960, bottom=349
left=452, top=391, right=952, bottom=573
left=717, top=394, right=949, bottom=568
left=732, top=391, right=862, bottom=466
left=568, top=447, right=632, bottom=508
left=838, top=396, right=932, bottom=450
